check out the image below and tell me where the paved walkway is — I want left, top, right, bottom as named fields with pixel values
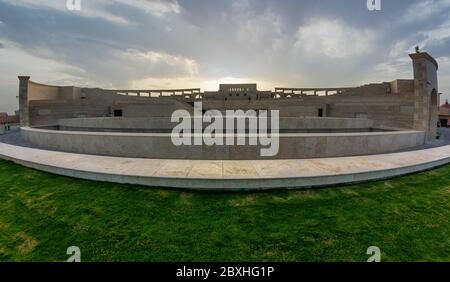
left=1, top=139, right=450, bottom=190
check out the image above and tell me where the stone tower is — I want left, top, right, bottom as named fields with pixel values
left=409, top=52, right=439, bottom=141
left=18, top=76, right=30, bottom=127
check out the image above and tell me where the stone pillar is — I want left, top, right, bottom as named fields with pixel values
left=18, top=76, right=30, bottom=127
left=409, top=52, right=439, bottom=141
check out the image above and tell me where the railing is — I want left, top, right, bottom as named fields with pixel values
left=273, top=87, right=354, bottom=98
left=112, top=87, right=355, bottom=99
left=115, top=88, right=202, bottom=98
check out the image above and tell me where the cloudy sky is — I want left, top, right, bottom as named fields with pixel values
left=1, top=0, right=450, bottom=113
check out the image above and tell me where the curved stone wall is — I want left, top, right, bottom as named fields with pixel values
left=21, top=126, right=425, bottom=160
left=57, top=117, right=374, bottom=132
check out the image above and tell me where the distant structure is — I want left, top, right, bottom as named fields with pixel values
left=439, top=100, right=450, bottom=127
left=0, top=113, right=6, bottom=133
left=0, top=112, right=20, bottom=126
left=0, top=112, right=19, bottom=133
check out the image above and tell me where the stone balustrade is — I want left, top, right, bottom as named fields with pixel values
left=273, top=87, right=354, bottom=97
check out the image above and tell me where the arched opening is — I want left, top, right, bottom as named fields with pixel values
left=428, top=89, right=438, bottom=139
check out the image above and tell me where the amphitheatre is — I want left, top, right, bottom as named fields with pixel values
left=0, top=51, right=448, bottom=190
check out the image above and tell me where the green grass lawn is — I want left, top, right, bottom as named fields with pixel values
left=0, top=159, right=449, bottom=262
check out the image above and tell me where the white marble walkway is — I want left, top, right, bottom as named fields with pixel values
left=1, top=141, right=450, bottom=190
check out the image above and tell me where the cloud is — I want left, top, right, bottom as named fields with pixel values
left=436, top=56, right=450, bottom=102
left=294, top=19, right=377, bottom=59
left=0, top=42, right=4, bottom=49
left=113, top=0, right=180, bottom=16
left=231, top=0, right=251, bottom=11
left=121, top=49, right=199, bottom=78
left=401, top=0, right=450, bottom=23
left=0, top=39, right=99, bottom=113
left=419, top=20, right=450, bottom=48
left=225, top=0, right=287, bottom=62
left=373, top=57, right=412, bottom=80
left=235, top=8, right=285, bottom=53
left=1, top=0, right=128, bottom=24
left=1, top=0, right=180, bottom=24
left=389, top=40, right=411, bottom=58
left=130, top=76, right=278, bottom=91
left=1, top=0, right=449, bottom=112
left=402, top=0, right=441, bottom=23
left=0, top=39, right=89, bottom=83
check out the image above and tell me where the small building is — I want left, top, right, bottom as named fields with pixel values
left=7, top=115, right=20, bottom=125
left=0, top=113, right=7, bottom=125
left=0, top=112, right=20, bottom=127
left=439, top=100, right=450, bottom=127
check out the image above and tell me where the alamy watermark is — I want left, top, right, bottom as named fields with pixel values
left=367, top=246, right=381, bottom=262
left=66, top=0, right=81, bottom=11
left=171, top=102, right=280, bottom=157
left=67, top=246, right=81, bottom=262
left=367, top=0, right=381, bottom=11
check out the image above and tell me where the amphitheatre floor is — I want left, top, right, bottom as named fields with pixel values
left=1, top=129, right=450, bottom=190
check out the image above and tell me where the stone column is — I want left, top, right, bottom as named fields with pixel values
left=18, top=76, right=30, bottom=127
left=409, top=52, right=439, bottom=141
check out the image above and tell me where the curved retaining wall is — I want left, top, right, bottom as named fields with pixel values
left=21, top=126, right=425, bottom=160
left=57, top=117, right=374, bottom=131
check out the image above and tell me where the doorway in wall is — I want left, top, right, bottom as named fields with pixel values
left=429, top=89, right=438, bottom=139
left=114, top=109, right=123, bottom=117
